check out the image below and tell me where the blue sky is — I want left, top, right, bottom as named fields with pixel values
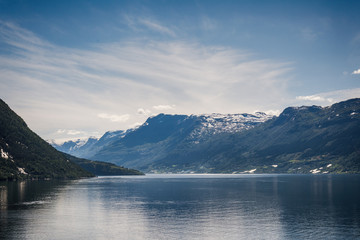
left=1, top=0, right=360, bottom=142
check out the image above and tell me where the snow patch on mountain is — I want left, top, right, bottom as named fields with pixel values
left=52, top=112, right=273, bottom=158
left=17, top=167, right=28, bottom=175
left=1, top=148, right=9, bottom=159
left=189, top=112, right=273, bottom=142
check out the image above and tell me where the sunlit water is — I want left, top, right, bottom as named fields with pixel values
left=1, top=174, right=360, bottom=239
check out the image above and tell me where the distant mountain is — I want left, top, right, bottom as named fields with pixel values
left=149, top=98, right=360, bottom=174
left=51, top=99, right=360, bottom=174
left=49, top=137, right=98, bottom=156
left=0, top=99, right=143, bottom=180
left=53, top=99, right=360, bottom=174
left=0, top=99, right=93, bottom=180
left=51, top=130, right=129, bottom=159
left=52, top=112, right=272, bottom=171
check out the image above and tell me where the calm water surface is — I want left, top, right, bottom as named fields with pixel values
left=1, top=174, right=360, bottom=239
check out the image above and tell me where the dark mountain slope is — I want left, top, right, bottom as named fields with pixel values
left=0, top=99, right=94, bottom=180
left=64, top=153, right=144, bottom=176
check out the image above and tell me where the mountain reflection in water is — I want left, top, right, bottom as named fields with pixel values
left=0, top=174, right=359, bottom=239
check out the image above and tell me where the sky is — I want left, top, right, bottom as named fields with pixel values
left=1, top=0, right=360, bottom=143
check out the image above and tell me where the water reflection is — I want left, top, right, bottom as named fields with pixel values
left=0, top=175, right=359, bottom=239
left=0, top=185, right=7, bottom=209
left=275, top=175, right=360, bottom=239
left=0, top=180, right=73, bottom=239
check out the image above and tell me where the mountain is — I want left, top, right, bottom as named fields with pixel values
left=50, top=137, right=98, bottom=156
left=53, top=98, right=360, bottom=174
left=63, top=153, right=144, bottom=176
left=0, top=99, right=94, bottom=180
left=51, top=130, right=129, bottom=159
left=149, top=98, right=360, bottom=174
left=0, top=99, right=143, bottom=180
left=59, top=112, right=272, bottom=170
left=50, top=98, right=360, bottom=174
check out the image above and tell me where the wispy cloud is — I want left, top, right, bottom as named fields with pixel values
left=201, top=16, right=217, bottom=31
left=0, top=21, right=293, bottom=140
left=138, top=18, right=176, bottom=37
left=98, top=113, right=130, bottom=122
left=137, top=108, right=151, bottom=115
left=153, top=105, right=175, bottom=111
left=122, top=15, right=176, bottom=37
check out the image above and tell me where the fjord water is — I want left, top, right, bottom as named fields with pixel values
left=1, top=175, right=359, bottom=239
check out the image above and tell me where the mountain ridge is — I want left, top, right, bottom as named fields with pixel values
left=53, top=112, right=272, bottom=158
left=52, top=98, right=360, bottom=174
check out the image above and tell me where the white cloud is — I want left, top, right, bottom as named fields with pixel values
left=54, top=129, right=90, bottom=139
left=352, top=68, right=360, bottom=75
left=97, top=113, right=130, bottom=122
left=263, top=109, right=281, bottom=116
left=137, top=108, right=151, bottom=115
left=296, top=95, right=332, bottom=102
left=56, top=129, right=82, bottom=135
left=56, top=129, right=86, bottom=135
left=295, top=88, right=360, bottom=106
left=67, top=130, right=83, bottom=135
left=56, top=129, right=66, bottom=134
left=153, top=105, right=175, bottom=111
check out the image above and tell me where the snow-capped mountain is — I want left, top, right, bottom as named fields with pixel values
left=51, top=129, right=131, bottom=158
left=189, top=112, right=273, bottom=143
left=51, top=137, right=97, bottom=156
left=61, top=112, right=273, bottom=169
left=51, top=112, right=273, bottom=159
left=50, top=99, right=360, bottom=174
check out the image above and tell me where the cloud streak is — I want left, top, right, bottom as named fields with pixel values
left=0, top=21, right=295, bottom=140
left=138, top=18, right=176, bottom=37
left=122, top=15, right=176, bottom=37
